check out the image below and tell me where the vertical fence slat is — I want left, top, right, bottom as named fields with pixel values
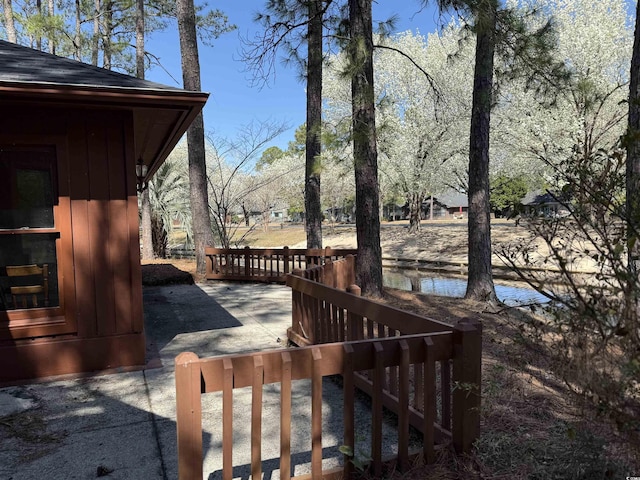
left=283, top=246, right=290, bottom=275
left=398, top=340, right=410, bottom=472
left=251, top=356, right=264, bottom=480
left=222, top=358, right=234, bottom=480
left=424, top=337, right=436, bottom=464
left=346, top=285, right=362, bottom=340
left=343, top=344, right=355, bottom=479
left=441, top=360, right=451, bottom=432
left=280, top=352, right=292, bottom=480
left=175, top=352, right=203, bottom=480
left=311, top=348, right=323, bottom=479
left=372, top=342, right=384, bottom=477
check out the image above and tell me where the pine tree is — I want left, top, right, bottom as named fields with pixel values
left=176, top=0, right=214, bottom=274
left=349, top=0, right=382, bottom=296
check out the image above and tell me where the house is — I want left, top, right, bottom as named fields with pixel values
left=0, top=41, right=207, bottom=382
left=520, top=190, right=570, bottom=217
left=426, top=191, right=469, bottom=219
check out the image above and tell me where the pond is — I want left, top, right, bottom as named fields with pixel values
left=383, top=270, right=550, bottom=307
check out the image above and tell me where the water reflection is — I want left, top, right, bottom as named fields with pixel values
left=383, top=270, right=550, bottom=307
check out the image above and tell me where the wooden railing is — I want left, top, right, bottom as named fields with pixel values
left=176, top=327, right=480, bottom=480
left=205, top=247, right=358, bottom=283
left=296, top=254, right=356, bottom=290
left=286, top=274, right=482, bottom=454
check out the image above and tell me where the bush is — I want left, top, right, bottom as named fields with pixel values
left=498, top=147, right=640, bottom=430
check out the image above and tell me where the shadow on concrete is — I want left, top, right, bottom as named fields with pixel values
left=208, top=446, right=342, bottom=480
left=144, top=284, right=243, bottom=365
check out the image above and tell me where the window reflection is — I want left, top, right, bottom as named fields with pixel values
left=0, top=146, right=59, bottom=311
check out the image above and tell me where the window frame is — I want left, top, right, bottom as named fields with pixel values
left=0, top=136, right=76, bottom=339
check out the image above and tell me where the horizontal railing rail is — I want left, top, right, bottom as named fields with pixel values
left=176, top=330, right=478, bottom=480
left=205, top=246, right=358, bottom=283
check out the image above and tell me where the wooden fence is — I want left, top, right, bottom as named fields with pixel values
left=178, top=250, right=481, bottom=478
left=286, top=274, right=482, bottom=453
left=205, top=247, right=358, bottom=283
left=176, top=324, right=480, bottom=480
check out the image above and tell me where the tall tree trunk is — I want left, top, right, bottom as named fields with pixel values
left=74, top=0, right=81, bottom=59
left=408, top=193, right=423, bottom=234
left=102, top=0, right=112, bottom=69
left=465, top=3, right=497, bottom=303
left=136, top=0, right=144, bottom=77
left=92, top=0, right=100, bottom=66
left=625, top=1, right=640, bottom=326
left=176, top=0, right=214, bottom=275
left=136, top=0, right=154, bottom=260
left=47, top=0, right=54, bottom=54
left=349, top=0, right=383, bottom=297
left=35, top=0, right=42, bottom=50
left=305, top=0, right=323, bottom=249
left=3, top=0, right=16, bottom=43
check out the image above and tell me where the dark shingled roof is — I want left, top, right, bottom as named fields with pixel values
left=435, top=191, right=468, bottom=208
left=0, top=39, right=185, bottom=92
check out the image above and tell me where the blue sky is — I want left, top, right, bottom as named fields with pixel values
left=145, top=1, right=440, bottom=151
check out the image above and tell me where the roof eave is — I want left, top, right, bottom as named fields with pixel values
left=0, top=80, right=209, bottom=107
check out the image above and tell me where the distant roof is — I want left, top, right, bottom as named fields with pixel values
left=434, top=191, right=468, bottom=208
left=521, top=190, right=564, bottom=205
left=0, top=39, right=185, bottom=93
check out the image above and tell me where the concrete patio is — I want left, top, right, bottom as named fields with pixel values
left=0, top=282, right=405, bottom=479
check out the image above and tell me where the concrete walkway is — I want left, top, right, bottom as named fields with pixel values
left=0, top=282, right=403, bottom=479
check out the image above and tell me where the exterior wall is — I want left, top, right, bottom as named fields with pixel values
left=0, top=105, right=145, bottom=382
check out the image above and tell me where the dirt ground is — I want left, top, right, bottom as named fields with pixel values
left=289, top=219, right=529, bottom=264
left=142, top=221, right=638, bottom=479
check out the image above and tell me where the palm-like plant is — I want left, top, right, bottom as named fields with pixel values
left=148, top=150, right=192, bottom=255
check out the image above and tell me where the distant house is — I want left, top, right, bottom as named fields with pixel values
left=521, top=190, right=570, bottom=217
left=426, top=191, right=468, bottom=219
left=0, top=41, right=207, bottom=381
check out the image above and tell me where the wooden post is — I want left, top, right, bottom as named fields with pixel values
left=452, top=317, right=482, bottom=453
left=175, top=352, right=203, bottom=480
left=244, top=246, right=251, bottom=278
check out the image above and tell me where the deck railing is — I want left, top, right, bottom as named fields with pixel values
left=286, top=274, right=482, bottom=454
left=205, top=247, right=358, bottom=283
left=178, top=252, right=481, bottom=478
left=176, top=325, right=480, bottom=480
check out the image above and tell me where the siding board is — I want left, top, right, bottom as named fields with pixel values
left=68, top=119, right=97, bottom=339
left=107, top=116, right=133, bottom=334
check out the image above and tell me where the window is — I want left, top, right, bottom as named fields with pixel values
left=0, top=146, right=60, bottom=314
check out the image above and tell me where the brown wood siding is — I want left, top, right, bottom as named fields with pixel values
left=75, top=110, right=141, bottom=339
left=0, top=104, right=144, bottom=381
